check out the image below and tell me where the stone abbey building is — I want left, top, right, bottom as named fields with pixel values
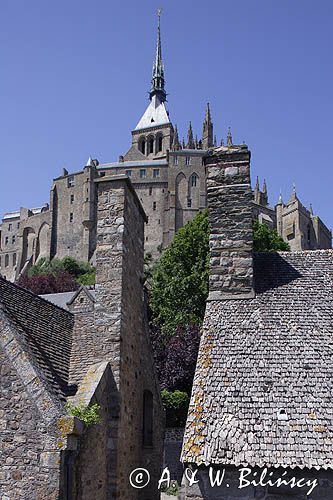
left=0, top=14, right=331, bottom=282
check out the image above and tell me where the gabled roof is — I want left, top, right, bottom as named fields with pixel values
left=182, top=250, right=333, bottom=469
left=0, top=277, right=74, bottom=400
left=135, top=95, right=170, bottom=131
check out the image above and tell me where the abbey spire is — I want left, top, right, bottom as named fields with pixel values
left=150, top=8, right=166, bottom=103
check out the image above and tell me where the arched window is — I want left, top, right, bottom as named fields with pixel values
left=190, top=174, right=198, bottom=187
left=143, top=390, right=153, bottom=446
left=5, top=254, right=9, bottom=267
left=148, top=136, right=154, bottom=154
left=139, top=138, right=146, bottom=155
left=13, top=253, right=16, bottom=266
left=156, top=135, right=163, bottom=152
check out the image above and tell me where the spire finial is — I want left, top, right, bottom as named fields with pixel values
left=278, top=190, right=283, bottom=205
left=150, top=8, right=166, bottom=102
left=263, top=178, right=267, bottom=194
left=309, top=203, right=314, bottom=215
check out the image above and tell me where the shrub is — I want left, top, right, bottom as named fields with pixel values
left=66, top=402, right=101, bottom=427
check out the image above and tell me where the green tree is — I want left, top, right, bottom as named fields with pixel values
left=150, top=209, right=209, bottom=336
left=253, top=221, right=290, bottom=252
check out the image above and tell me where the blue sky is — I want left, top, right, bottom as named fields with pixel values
left=1, top=0, right=332, bottom=230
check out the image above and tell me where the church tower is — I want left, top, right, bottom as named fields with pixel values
left=125, top=10, right=173, bottom=161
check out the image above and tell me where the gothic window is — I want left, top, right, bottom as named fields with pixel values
left=125, top=170, right=132, bottom=177
left=70, top=194, right=74, bottom=204
left=143, top=390, right=153, bottom=447
left=67, top=175, right=75, bottom=188
left=69, top=213, right=74, bottom=222
left=5, top=254, right=9, bottom=267
left=8, top=224, right=12, bottom=231
left=12, top=235, right=15, bottom=244
left=153, top=202, right=157, bottom=211
left=187, top=199, right=192, bottom=208
left=153, top=169, right=160, bottom=178
left=140, top=169, right=146, bottom=179
left=173, top=155, right=178, bottom=165
left=13, top=253, right=16, bottom=266
left=148, top=137, right=154, bottom=154
left=149, top=187, right=153, bottom=195
left=139, top=138, right=146, bottom=155
left=5, top=237, right=8, bottom=245
left=185, top=156, right=191, bottom=166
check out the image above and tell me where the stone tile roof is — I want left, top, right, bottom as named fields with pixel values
left=39, top=290, right=96, bottom=311
left=0, top=277, right=74, bottom=400
left=182, top=250, right=333, bottom=469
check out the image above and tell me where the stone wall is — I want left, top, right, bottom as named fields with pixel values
left=205, top=146, right=254, bottom=300
left=164, top=428, right=185, bottom=484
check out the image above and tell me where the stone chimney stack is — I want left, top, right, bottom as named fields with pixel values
left=205, top=145, right=254, bottom=300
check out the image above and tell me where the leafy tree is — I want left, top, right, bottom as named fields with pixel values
left=161, top=390, right=190, bottom=427
left=150, top=325, right=200, bottom=394
left=18, top=270, right=79, bottom=295
left=253, top=221, right=290, bottom=252
left=150, top=210, right=209, bottom=336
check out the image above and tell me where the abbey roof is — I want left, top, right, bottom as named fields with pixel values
left=182, top=250, right=333, bottom=469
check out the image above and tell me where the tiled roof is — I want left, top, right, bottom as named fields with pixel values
left=0, top=277, right=74, bottom=400
left=182, top=250, right=333, bottom=469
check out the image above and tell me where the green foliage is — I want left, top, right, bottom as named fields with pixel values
left=28, top=256, right=96, bottom=285
left=150, top=209, right=209, bottom=336
left=160, top=481, right=180, bottom=495
left=66, top=402, right=101, bottom=427
left=161, top=390, right=190, bottom=427
left=253, top=221, right=290, bottom=252
left=77, top=270, right=96, bottom=286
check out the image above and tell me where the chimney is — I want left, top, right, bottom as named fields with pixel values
left=205, top=145, right=254, bottom=300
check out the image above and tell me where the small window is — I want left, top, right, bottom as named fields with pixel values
left=8, top=224, right=12, bottom=231
left=187, top=199, right=192, bottom=208
left=0, top=256, right=1, bottom=267
left=69, top=213, right=74, bottom=222
left=12, top=236, right=15, bottom=244
left=17, top=222, right=20, bottom=229
left=70, top=194, right=74, bottom=204
left=153, top=169, right=160, bottom=178
left=153, top=202, right=157, bottom=211
left=5, top=254, right=9, bottom=267
left=191, top=174, right=198, bottom=187
left=125, top=170, right=132, bottom=177
left=67, top=175, right=75, bottom=188
left=185, top=156, right=191, bottom=166
left=143, top=390, right=153, bottom=446
left=157, top=136, right=163, bottom=152
left=5, top=237, right=8, bottom=245
left=13, top=253, right=16, bottom=266
left=149, top=187, right=153, bottom=195
left=140, top=169, right=146, bottom=179
left=173, top=155, right=178, bottom=165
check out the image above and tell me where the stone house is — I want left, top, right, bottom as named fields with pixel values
left=181, top=145, right=333, bottom=499
left=0, top=14, right=330, bottom=283
left=0, top=175, right=164, bottom=499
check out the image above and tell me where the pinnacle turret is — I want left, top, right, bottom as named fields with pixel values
left=187, top=122, right=195, bottom=149
left=202, top=102, right=213, bottom=149
left=227, top=127, right=233, bottom=147
left=172, top=125, right=181, bottom=150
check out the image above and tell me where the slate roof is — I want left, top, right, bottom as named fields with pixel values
left=0, top=277, right=74, bottom=400
left=182, top=250, right=333, bottom=469
left=135, top=94, right=170, bottom=130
